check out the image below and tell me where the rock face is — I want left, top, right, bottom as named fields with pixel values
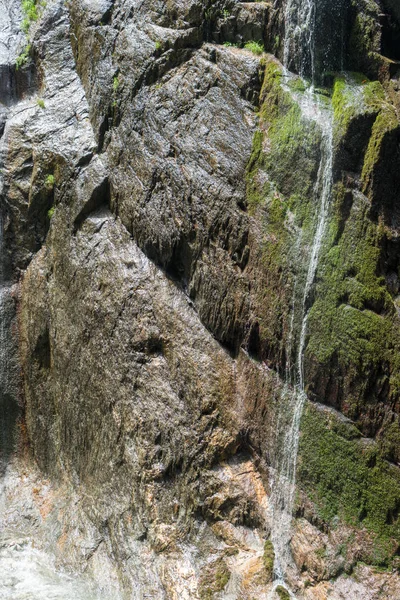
left=0, top=0, right=400, bottom=598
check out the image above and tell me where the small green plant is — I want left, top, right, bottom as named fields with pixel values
left=47, top=206, right=55, bottom=219
left=244, top=40, right=264, bottom=55
left=15, top=44, right=31, bottom=70
left=155, top=40, right=162, bottom=52
left=315, top=546, right=327, bottom=559
left=21, top=0, right=39, bottom=33
left=112, top=75, right=119, bottom=92
left=223, top=9, right=230, bottom=18
left=37, top=98, right=45, bottom=109
left=45, top=174, right=55, bottom=189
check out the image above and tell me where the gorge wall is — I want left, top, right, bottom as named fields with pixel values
left=1, top=0, right=400, bottom=598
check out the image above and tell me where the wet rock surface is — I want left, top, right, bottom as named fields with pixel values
left=0, top=0, right=399, bottom=598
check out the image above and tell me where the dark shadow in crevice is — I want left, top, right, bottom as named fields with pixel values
left=73, top=177, right=111, bottom=233
left=33, top=329, right=51, bottom=371
left=381, top=9, right=400, bottom=61
left=0, top=391, right=20, bottom=477
left=0, top=61, right=38, bottom=107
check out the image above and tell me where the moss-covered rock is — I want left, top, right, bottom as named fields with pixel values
left=263, top=539, right=275, bottom=581
left=198, top=558, right=231, bottom=599
left=305, top=182, right=396, bottom=416
left=348, top=0, right=394, bottom=80
left=298, top=403, right=400, bottom=566
left=275, top=584, right=291, bottom=600
left=304, top=74, right=400, bottom=433
left=245, top=59, right=323, bottom=367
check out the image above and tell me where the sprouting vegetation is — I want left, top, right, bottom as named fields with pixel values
left=16, top=0, right=45, bottom=69
left=222, top=40, right=264, bottom=55
left=37, top=98, right=45, bottom=109
left=15, top=44, right=31, bottom=70
left=45, top=174, right=55, bottom=190
left=47, top=206, right=55, bottom=219
left=244, top=41, right=264, bottom=55
left=21, top=0, right=39, bottom=33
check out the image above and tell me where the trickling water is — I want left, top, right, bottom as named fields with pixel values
left=268, top=93, right=334, bottom=600
left=283, top=0, right=316, bottom=82
left=267, top=1, right=335, bottom=596
left=297, top=118, right=333, bottom=390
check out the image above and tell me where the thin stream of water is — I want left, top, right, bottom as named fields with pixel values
left=283, top=0, right=316, bottom=83
left=267, top=1, right=335, bottom=596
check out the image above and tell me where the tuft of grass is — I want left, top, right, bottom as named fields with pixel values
left=37, top=98, right=45, bottom=109
left=244, top=40, right=264, bottom=55
left=47, top=206, right=55, bottom=219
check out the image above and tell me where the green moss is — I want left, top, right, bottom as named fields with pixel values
left=246, top=130, right=264, bottom=213
left=307, top=81, right=400, bottom=410
left=331, top=75, right=385, bottom=143
left=361, top=107, right=398, bottom=191
left=287, top=76, right=307, bottom=93
left=298, top=403, right=400, bottom=565
left=347, top=1, right=383, bottom=77
left=263, top=540, right=274, bottom=581
left=199, top=559, right=230, bottom=599
left=244, top=59, right=323, bottom=362
left=47, top=206, right=55, bottom=219
left=259, top=63, right=321, bottom=202
left=45, top=174, right=55, bottom=190
left=266, top=103, right=319, bottom=199
left=276, top=585, right=290, bottom=600
left=37, top=98, right=45, bottom=109
left=378, top=419, right=400, bottom=465
left=306, top=182, right=396, bottom=412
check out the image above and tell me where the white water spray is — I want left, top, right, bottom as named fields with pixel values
left=283, top=0, right=316, bottom=83
left=267, top=1, right=335, bottom=596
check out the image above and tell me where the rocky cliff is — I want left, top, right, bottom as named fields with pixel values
left=1, top=0, right=400, bottom=598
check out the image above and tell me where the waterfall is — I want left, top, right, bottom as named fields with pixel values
left=283, top=0, right=316, bottom=82
left=267, top=0, right=335, bottom=595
